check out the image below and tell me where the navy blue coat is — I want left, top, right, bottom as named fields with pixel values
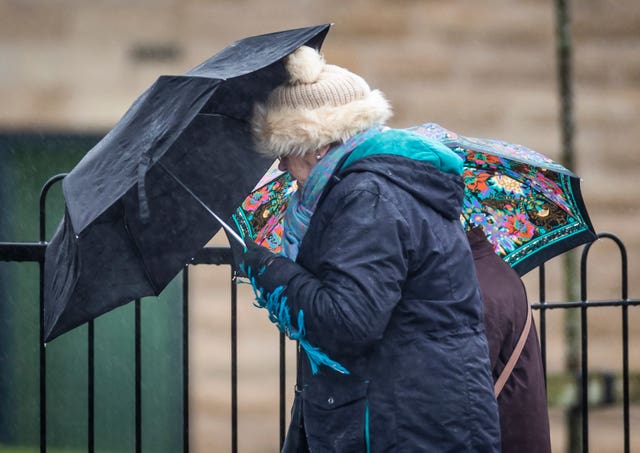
left=263, top=130, right=500, bottom=452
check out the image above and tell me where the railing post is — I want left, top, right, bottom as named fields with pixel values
left=580, top=233, right=630, bottom=453
left=538, top=264, right=547, bottom=383
left=231, top=268, right=238, bottom=453
left=135, top=299, right=142, bottom=453
left=280, top=332, right=286, bottom=447
left=38, top=173, right=67, bottom=453
left=579, top=243, right=590, bottom=453
left=183, top=265, right=190, bottom=453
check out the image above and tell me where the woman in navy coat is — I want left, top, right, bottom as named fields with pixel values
left=240, top=46, right=500, bottom=452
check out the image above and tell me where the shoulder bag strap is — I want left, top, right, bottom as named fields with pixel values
left=494, top=305, right=532, bottom=397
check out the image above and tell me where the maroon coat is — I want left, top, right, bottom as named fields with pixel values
left=467, top=228, right=551, bottom=453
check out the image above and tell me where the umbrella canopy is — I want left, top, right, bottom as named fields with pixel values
left=44, top=24, right=332, bottom=342
left=231, top=123, right=596, bottom=276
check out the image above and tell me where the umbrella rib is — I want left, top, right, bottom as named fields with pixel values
left=198, top=112, right=252, bottom=129
left=157, top=162, right=246, bottom=248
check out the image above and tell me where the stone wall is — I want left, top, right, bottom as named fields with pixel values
left=2, top=0, right=639, bottom=451
left=1, top=0, right=638, bottom=251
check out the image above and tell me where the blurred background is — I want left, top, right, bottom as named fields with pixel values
left=1, top=0, right=638, bottom=452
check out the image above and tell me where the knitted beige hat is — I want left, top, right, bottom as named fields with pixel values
left=252, top=46, right=392, bottom=158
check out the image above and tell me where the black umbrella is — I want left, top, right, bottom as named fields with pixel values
left=44, top=24, right=332, bottom=342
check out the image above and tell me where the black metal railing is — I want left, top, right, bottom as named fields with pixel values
left=1, top=175, right=639, bottom=453
left=531, top=232, right=639, bottom=453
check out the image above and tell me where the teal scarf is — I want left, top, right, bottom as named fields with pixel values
left=282, top=126, right=385, bottom=259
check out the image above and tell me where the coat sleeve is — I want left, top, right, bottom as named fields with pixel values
left=261, top=185, right=411, bottom=354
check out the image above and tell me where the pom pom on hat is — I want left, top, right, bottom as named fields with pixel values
left=252, top=46, right=392, bottom=158
left=285, top=46, right=325, bottom=84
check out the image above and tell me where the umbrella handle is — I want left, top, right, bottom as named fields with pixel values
left=157, top=162, right=246, bottom=248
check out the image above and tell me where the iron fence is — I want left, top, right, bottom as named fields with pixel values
left=1, top=174, right=639, bottom=453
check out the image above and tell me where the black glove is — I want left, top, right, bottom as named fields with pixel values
left=241, top=240, right=279, bottom=276
left=224, top=228, right=276, bottom=279
left=240, top=241, right=303, bottom=294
